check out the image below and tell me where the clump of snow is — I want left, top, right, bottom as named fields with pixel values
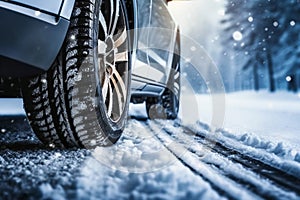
left=77, top=155, right=221, bottom=200
left=91, top=120, right=177, bottom=173
left=39, top=183, right=66, bottom=200
left=77, top=119, right=222, bottom=199
left=237, top=133, right=299, bottom=161
left=129, top=103, right=148, bottom=119
left=187, top=122, right=300, bottom=177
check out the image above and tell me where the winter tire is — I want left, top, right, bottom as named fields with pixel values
left=21, top=0, right=131, bottom=148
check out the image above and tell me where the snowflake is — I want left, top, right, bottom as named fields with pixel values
left=290, top=20, right=296, bottom=27
left=273, top=21, right=279, bottom=27
left=248, top=16, right=253, bottom=23
left=232, top=31, right=243, bottom=41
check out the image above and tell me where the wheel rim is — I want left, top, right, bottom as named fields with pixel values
left=97, top=0, right=129, bottom=122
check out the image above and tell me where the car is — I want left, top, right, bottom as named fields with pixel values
left=0, top=0, right=181, bottom=148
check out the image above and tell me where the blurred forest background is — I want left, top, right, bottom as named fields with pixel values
left=170, top=0, right=300, bottom=93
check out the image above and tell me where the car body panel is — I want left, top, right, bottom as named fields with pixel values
left=3, top=0, right=75, bottom=19
left=7, top=0, right=63, bottom=15
left=132, top=0, right=177, bottom=85
left=0, top=1, right=70, bottom=73
left=60, top=0, right=76, bottom=19
left=131, top=0, right=178, bottom=99
left=0, top=0, right=179, bottom=99
left=0, top=0, right=74, bottom=75
left=148, top=0, right=177, bottom=84
left=131, top=0, right=151, bottom=89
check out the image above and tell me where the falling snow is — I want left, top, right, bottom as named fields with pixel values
left=232, top=31, right=243, bottom=41
left=273, top=21, right=279, bottom=27
left=290, top=20, right=296, bottom=26
left=248, top=16, right=253, bottom=22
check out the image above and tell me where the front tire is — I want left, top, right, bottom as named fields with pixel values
left=21, top=0, right=131, bottom=148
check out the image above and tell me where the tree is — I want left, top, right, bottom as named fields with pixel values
left=274, top=1, right=300, bottom=91
left=221, top=0, right=299, bottom=92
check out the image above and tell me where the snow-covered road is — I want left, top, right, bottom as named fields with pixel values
left=1, top=104, right=300, bottom=199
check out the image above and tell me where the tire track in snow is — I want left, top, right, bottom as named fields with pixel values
left=134, top=119, right=300, bottom=200
left=179, top=122, right=300, bottom=198
left=139, top=120, right=256, bottom=200
left=156, top=120, right=298, bottom=200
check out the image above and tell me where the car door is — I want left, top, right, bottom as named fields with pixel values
left=147, top=0, right=177, bottom=85
left=131, top=0, right=152, bottom=90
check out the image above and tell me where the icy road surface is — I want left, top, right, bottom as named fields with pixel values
left=1, top=110, right=300, bottom=199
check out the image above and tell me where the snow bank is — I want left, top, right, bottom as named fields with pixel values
left=0, top=99, right=25, bottom=115
left=184, top=122, right=300, bottom=177
left=180, top=90, right=300, bottom=157
left=160, top=121, right=298, bottom=200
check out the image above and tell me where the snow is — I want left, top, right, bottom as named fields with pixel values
left=81, top=91, right=300, bottom=199
left=150, top=120, right=258, bottom=200
left=77, top=157, right=221, bottom=200
left=1, top=89, right=300, bottom=199
left=232, top=31, right=243, bottom=41
left=0, top=98, right=24, bottom=115
left=157, top=121, right=298, bottom=199
left=77, top=120, right=221, bottom=199
left=176, top=89, right=300, bottom=179
left=190, top=91, right=300, bottom=153
left=84, top=89, right=300, bottom=199
left=39, top=183, right=66, bottom=200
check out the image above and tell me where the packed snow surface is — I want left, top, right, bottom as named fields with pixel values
left=1, top=91, right=300, bottom=199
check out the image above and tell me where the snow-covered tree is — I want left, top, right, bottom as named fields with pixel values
left=274, top=1, right=300, bottom=92
left=222, top=0, right=300, bottom=92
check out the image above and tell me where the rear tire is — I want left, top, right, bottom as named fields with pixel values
left=21, top=0, right=131, bottom=148
left=146, top=37, right=181, bottom=120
